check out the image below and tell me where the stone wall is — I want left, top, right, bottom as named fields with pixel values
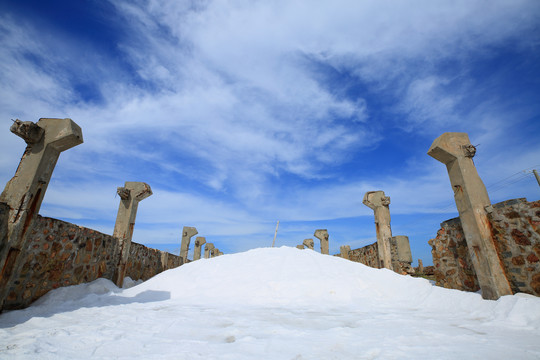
left=126, top=243, right=181, bottom=281
left=3, top=215, right=180, bottom=310
left=428, top=218, right=480, bottom=292
left=429, top=198, right=540, bottom=296
left=349, top=242, right=379, bottom=268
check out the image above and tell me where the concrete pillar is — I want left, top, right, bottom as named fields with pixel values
left=314, top=229, right=329, bottom=255
left=428, top=132, right=512, bottom=299
left=204, top=243, right=214, bottom=259
left=211, top=248, right=219, bottom=258
left=418, top=259, right=424, bottom=274
left=296, top=244, right=305, bottom=249
left=391, top=235, right=413, bottom=273
left=179, top=226, right=198, bottom=264
left=340, top=245, right=351, bottom=260
left=160, top=251, right=169, bottom=270
left=303, top=238, right=314, bottom=250
left=112, top=182, right=152, bottom=287
left=0, top=118, right=83, bottom=307
left=193, top=237, right=206, bottom=261
left=363, top=190, right=393, bottom=270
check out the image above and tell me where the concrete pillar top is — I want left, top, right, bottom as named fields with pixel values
left=205, top=242, right=215, bottom=250
left=183, top=226, right=198, bottom=238
left=195, top=237, right=206, bottom=247
left=117, top=182, right=152, bottom=202
left=428, top=132, right=476, bottom=164
left=314, top=229, right=328, bottom=240
left=362, top=190, right=390, bottom=210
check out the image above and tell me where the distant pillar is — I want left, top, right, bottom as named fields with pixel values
left=160, top=251, right=169, bottom=270
left=418, top=259, right=424, bottom=274
left=179, top=226, right=198, bottom=264
left=363, top=191, right=393, bottom=270
left=193, top=237, right=206, bottom=261
left=303, top=238, right=314, bottom=250
left=212, top=248, right=219, bottom=258
left=428, top=132, right=512, bottom=300
left=204, top=243, right=214, bottom=259
left=391, top=235, right=413, bottom=273
left=314, top=229, right=329, bottom=255
left=340, top=245, right=351, bottom=260
left=113, top=182, right=152, bottom=287
left=296, top=244, right=305, bottom=249
left=0, top=118, right=83, bottom=309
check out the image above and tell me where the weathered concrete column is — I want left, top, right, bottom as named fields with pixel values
left=112, top=182, right=152, bottom=287
left=314, top=229, right=329, bottom=255
left=0, top=118, right=83, bottom=307
left=428, top=132, right=512, bottom=299
left=204, top=243, right=214, bottom=259
left=363, top=191, right=393, bottom=270
left=160, top=251, right=169, bottom=270
left=391, top=235, right=413, bottom=273
left=303, top=238, right=314, bottom=250
left=179, top=226, right=198, bottom=263
left=296, top=244, right=305, bottom=249
left=418, top=259, right=424, bottom=274
left=193, top=237, right=206, bottom=261
left=340, top=245, right=351, bottom=260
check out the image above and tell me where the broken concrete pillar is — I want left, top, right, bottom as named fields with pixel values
left=0, top=118, right=83, bottom=308
left=193, top=236, right=206, bottom=261
left=204, top=243, right=214, bottom=259
left=340, top=245, right=351, bottom=260
left=391, top=235, right=413, bottom=274
left=314, top=229, right=329, bottom=255
left=418, top=259, right=424, bottom=274
left=296, top=244, right=305, bottom=249
left=303, top=238, right=314, bottom=250
left=428, top=132, right=512, bottom=300
left=112, top=182, right=152, bottom=287
left=363, top=191, right=393, bottom=270
left=179, top=226, right=198, bottom=263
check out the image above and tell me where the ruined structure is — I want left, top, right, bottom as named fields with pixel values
left=113, top=182, right=152, bottom=287
left=363, top=191, right=393, bottom=269
left=314, top=229, right=329, bottom=255
left=179, top=226, right=198, bottom=263
left=193, top=237, right=206, bottom=261
left=346, top=237, right=413, bottom=274
left=0, top=118, right=181, bottom=310
left=204, top=243, right=214, bottom=259
left=430, top=198, right=540, bottom=296
left=428, top=132, right=512, bottom=299
left=296, top=245, right=305, bottom=249
left=303, top=238, right=314, bottom=250
left=0, top=118, right=83, bottom=309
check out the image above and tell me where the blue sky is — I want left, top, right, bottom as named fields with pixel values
left=1, top=0, right=539, bottom=265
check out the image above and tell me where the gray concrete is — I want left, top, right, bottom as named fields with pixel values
left=340, top=245, right=351, bottom=260
left=428, top=132, right=512, bottom=300
left=160, top=251, right=169, bottom=269
left=193, top=237, right=206, bottom=261
left=112, top=182, right=152, bottom=287
left=0, top=118, right=83, bottom=309
left=180, top=226, right=198, bottom=263
left=314, top=229, right=329, bottom=255
left=204, top=243, right=214, bottom=259
left=418, top=259, right=424, bottom=274
left=211, top=248, right=219, bottom=258
left=392, top=235, right=412, bottom=263
left=363, top=191, right=393, bottom=270
left=303, top=238, right=314, bottom=250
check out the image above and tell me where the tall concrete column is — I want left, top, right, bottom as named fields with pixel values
left=193, top=237, right=206, bottom=261
left=340, top=245, right=351, bottom=260
left=204, top=243, right=214, bottom=259
left=179, top=226, right=198, bottom=264
left=0, top=118, right=83, bottom=308
left=113, top=182, right=152, bottom=287
left=314, top=229, right=329, bottom=255
left=363, top=191, right=393, bottom=270
left=428, top=132, right=512, bottom=299
left=303, top=238, right=314, bottom=250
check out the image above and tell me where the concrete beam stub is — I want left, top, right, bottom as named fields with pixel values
left=428, top=132, right=512, bottom=300
left=179, top=226, right=198, bottom=263
left=363, top=190, right=393, bottom=270
left=303, top=238, right=314, bottom=250
left=314, top=229, right=329, bottom=255
left=112, top=182, right=152, bottom=287
left=193, top=236, right=206, bottom=261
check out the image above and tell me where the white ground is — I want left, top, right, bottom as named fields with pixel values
left=1, top=247, right=539, bottom=359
